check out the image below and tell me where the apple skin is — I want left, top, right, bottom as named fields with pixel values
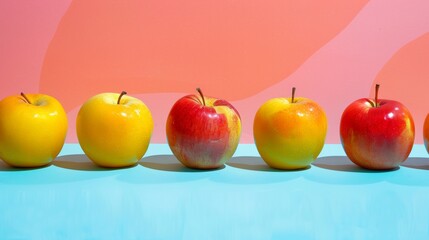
left=0, top=93, right=68, bottom=167
left=76, top=93, right=153, bottom=168
left=253, top=97, right=327, bottom=169
left=424, top=114, right=429, bottom=154
left=340, top=98, right=415, bottom=170
left=166, top=94, right=241, bottom=169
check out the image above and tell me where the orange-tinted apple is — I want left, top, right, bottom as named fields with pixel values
left=76, top=91, right=153, bottom=168
left=253, top=87, right=328, bottom=169
left=166, top=88, right=241, bottom=169
left=0, top=93, right=68, bottom=167
left=424, top=114, right=429, bottom=154
left=340, top=84, right=415, bottom=170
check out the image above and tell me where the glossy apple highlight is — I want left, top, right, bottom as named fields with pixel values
left=340, top=84, right=415, bottom=170
left=254, top=87, right=328, bottom=169
left=76, top=91, right=153, bottom=168
left=0, top=93, right=68, bottom=167
left=166, top=88, right=241, bottom=169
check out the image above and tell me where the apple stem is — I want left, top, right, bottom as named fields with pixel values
left=291, top=87, right=296, bottom=103
left=117, top=91, right=127, bottom=104
left=375, top=84, right=380, bottom=107
left=20, top=92, right=32, bottom=104
left=196, top=87, right=206, bottom=106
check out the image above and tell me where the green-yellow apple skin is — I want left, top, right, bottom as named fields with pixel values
left=0, top=93, right=68, bottom=167
left=254, top=97, right=327, bottom=169
left=76, top=93, right=153, bottom=168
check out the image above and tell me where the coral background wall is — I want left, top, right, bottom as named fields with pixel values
left=1, top=0, right=428, bottom=144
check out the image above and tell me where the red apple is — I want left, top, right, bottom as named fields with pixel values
left=166, top=88, right=242, bottom=169
left=340, top=84, right=415, bottom=170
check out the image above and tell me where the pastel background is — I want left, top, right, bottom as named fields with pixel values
left=1, top=0, right=428, bottom=144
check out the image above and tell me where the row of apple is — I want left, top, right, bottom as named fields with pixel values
left=0, top=85, right=428, bottom=170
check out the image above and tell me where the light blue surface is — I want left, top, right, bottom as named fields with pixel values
left=1, top=144, right=429, bottom=240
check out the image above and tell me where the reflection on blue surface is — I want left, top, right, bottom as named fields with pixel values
left=0, top=144, right=428, bottom=239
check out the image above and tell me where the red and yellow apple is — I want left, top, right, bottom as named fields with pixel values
left=76, top=91, right=153, bottom=168
left=0, top=93, right=68, bottom=167
left=253, top=87, right=328, bottom=169
left=340, top=84, right=415, bottom=170
left=424, top=114, right=429, bottom=154
left=166, top=88, right=241, bottom=169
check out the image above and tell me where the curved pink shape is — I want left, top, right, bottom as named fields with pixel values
left=40, top=0, right=368, bottom=111
left=64, top=0, right=429, bottom=144
left=372, top=33, right=429, bottom=145
left=0, top=1, right=72, bottom=99
left=233, top=0, right=429, bottom=144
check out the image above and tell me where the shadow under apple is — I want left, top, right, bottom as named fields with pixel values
left=401, top=157, right=429, bottom=170
left=116, top=155, right=219, bottom=184
left=386, top=157, right=429, bottom=186
left=140, top=155, right=225, bottom=172
left=227, top=156, right=310, bottom=172
left=0, top=155, right=123, bottom=185
left=304, top=156, right=397, bottom=185
left=54, top=154, right=137, bottom=171
left=312, top=156, right=399, bottom=173
left=0, top=160, right=51, bottom=172
left=208, top=156, right=304, bottom=185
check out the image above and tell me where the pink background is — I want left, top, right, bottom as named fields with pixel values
left=1, top=0, right=428, bottom=143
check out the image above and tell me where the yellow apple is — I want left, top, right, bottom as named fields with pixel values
left=0, top=93, right=68, bottom=167
left=253, top=88, right=328, bottom=169
left=76, top=91, right=153, bottom=167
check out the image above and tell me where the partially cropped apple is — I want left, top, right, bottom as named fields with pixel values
left=424, top=114, right=429, bottom=154
left=254, top=87, right=328, bottom=169
left=166, top=88, right=242, bottom=169
left=340, top=84, right=415, bottom=170
left=76, top=91, right=153, bottom=168
left=0, top=93, right=68, bottom=167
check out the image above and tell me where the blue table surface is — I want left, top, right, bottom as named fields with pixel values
left=1, top=144, right=429, bottom=240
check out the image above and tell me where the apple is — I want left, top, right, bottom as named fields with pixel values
left=0, top=93, right=68, bottom=167
left=253, top=87, right=328, bottom=169
left=76, top=91, right=153, bottom=168
left=166, top=88, right=241, bottom=169
left=340, top=84, right=415, bottom=170
left=424, top=114, right=429, bottom=154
